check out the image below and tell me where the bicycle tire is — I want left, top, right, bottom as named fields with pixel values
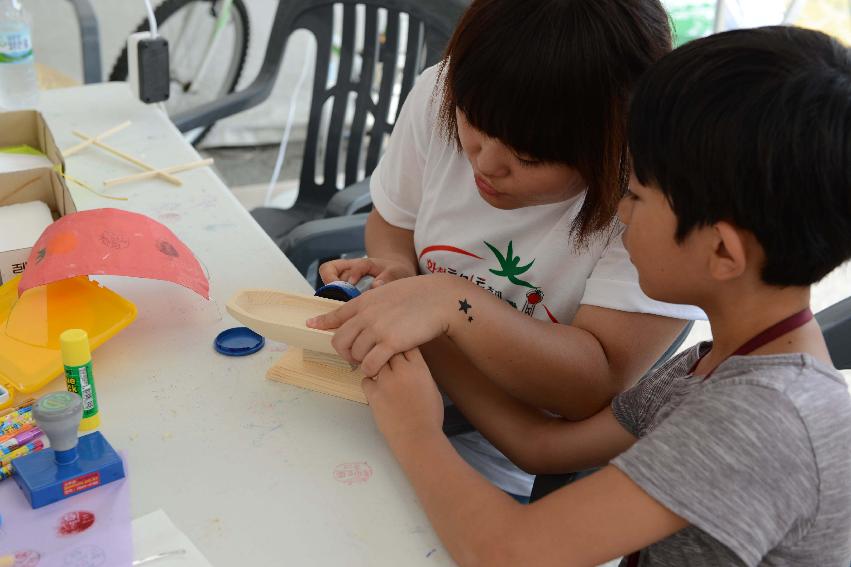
left=109, top=0, right=250, bottom=145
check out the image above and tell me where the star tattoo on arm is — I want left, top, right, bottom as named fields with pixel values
left=458, top=299, right=473, bottom=323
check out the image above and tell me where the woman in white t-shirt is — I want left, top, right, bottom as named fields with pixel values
left=312, top=0, right=703, bottom=499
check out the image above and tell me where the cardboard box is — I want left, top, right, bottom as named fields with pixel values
left=0, top=110, right=75, bottom=285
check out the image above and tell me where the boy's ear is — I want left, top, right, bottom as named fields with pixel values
left=708, top=221, right=748, bottom=281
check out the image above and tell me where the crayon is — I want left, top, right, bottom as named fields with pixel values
left=0, top=407, right=33, bottom=429
left=0, top=439, right=43, bottom=468
left=0, top=421, right=34, bottom=444
left=0, top=427, right=42, bottom=454
left=0, top=397, right=35, bottom=419
left=0, top=404, right=32, bottom=422
left=0, top=413, right=33, bottom=436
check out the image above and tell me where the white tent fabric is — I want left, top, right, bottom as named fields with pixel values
left=28, top=0, right=796, bottom=148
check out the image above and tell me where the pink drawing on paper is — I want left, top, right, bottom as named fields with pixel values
left=333, top=462, right=373, bottom=485
left=99, top=232, right=129, bottom=250
left=8, top=550, right=41, bottom=567
left=156, top=240, right=179, bottom=258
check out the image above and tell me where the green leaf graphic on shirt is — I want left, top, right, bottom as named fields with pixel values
left=484, top=240, right=536, bottom=288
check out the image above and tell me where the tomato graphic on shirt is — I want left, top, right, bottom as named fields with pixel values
left=522, top=288, right=544, bottom=317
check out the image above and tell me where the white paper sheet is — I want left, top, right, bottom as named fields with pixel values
left=132, top=510, right=213, bottom=567
left=0, top=201, right=53, bottom=253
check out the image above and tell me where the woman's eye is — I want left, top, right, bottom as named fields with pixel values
left=516, top=156, right=541, bottom=168
left=626, top=189, right=640, bottom=201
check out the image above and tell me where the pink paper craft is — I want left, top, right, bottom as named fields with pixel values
left=18, top=208, right=210, bottom=299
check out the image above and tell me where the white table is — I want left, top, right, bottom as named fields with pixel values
left=33, top=83, right=453, bottom=566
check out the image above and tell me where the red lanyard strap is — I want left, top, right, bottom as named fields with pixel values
left=690, top=307, right=813, bottom=379
left=730, top=307, right=813, bottom=357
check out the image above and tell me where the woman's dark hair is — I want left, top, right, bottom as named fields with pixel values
left=438, top=0, right=671, bottom=243
left=629, top=26, right=851, bottom=286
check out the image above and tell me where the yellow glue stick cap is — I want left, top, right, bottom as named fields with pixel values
left=60, top=329, right=91, bottom=367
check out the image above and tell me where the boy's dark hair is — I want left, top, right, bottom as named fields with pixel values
left=630, top=26, right=851, bottom=286
left=438, top=0, right=671, bottom=243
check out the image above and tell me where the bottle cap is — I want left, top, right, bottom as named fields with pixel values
left=60, top=329, right=91, bottom=367
left=314, top=281, right=361, bottom=302
left=214, top=327, right=265, bottom=357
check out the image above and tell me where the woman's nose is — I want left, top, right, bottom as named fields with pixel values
left=475, top=138, right=510, bottom=178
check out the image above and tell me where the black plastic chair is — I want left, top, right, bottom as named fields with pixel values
left=816, top=296, right=851, bottom=370
left=66, top=0, right=102, bottom=83
left=173, top=0, right=465, bottom=253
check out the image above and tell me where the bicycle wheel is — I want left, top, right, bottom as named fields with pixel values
left=110, top=0, right=250, bottom=145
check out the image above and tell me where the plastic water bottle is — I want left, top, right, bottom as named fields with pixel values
left=0, top=0, right=38, bottom=110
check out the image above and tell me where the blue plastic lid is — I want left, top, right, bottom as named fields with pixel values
left=214, top=327, right=265, bottom=356
left=315, top=281, right=361, bottom=302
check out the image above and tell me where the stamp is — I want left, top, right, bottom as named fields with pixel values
left=62, top=545, right=105, bottom=567
left=57, top=511, right=96, bottom=536
left=10, top=550, right=41, bottom=567
left=333, top=462, right=373, bottom=485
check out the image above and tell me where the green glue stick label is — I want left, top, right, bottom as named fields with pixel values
left=65, top=362, right=99, bottom=419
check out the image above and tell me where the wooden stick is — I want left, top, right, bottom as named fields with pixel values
left=71, top=130, right=183, bottom=186
left=103, top=158, right=214, bottom=187
left=62, top=121, right=131, bottom=157
left=60, top=170, right=129, bottom=201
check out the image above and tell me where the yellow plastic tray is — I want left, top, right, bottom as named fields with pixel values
left=0, top=276, right=137, bottom=408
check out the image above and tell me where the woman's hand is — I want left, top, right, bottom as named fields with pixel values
left=362, top=349, right=444, bottom=444
left=307, top=274, right=466, bottom=376
left=319, top=257, right=417, bottom=288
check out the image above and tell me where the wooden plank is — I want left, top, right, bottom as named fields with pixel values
left=267, top=347, right=367, bottom=404
left=302, top=349, right=357, bottom=371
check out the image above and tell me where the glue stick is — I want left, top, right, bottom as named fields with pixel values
left=60, top=329, right=100, bottom=431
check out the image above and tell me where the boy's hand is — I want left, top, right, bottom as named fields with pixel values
left=319, top=257, right=416, bottom=288
left=362, top=349, right=444, bottom=444
left=307, top=275, right=461, bottom=376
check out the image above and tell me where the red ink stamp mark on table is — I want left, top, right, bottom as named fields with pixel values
left=157, top=212, right=182, bottom=223
left=57, top=511, right=96, bottom=536
left=333, top=462, right=373, bottom=485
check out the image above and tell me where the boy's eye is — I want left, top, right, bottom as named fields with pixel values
left=625, top=189, right=640, bottom=201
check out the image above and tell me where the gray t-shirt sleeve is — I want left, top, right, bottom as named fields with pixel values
left=612, top=383, right=817, bottom=566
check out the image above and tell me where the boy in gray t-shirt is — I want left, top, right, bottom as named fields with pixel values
left=305, top=26, right=851, bottom=566
left=611, top=349, right=851, bottom=565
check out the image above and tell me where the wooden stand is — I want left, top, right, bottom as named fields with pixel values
left=267, top=347, right=367, bottom=404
